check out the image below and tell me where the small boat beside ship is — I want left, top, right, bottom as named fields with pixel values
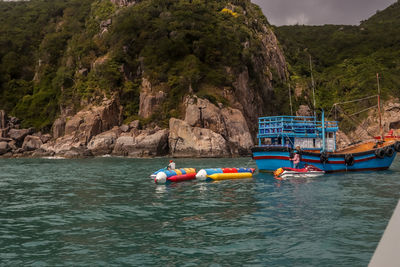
left=251, top=111, right=398, bottom=173
left=274, top=165, right=325, bottom=179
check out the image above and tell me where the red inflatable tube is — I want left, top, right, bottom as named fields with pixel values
left=167, top=173, right=197, bottom=183
left=222, top=168, right=239, bottom=173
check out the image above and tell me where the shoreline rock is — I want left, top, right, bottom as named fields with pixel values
left=1, top=94, right=255, bottom=159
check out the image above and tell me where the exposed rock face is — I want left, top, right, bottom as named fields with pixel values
left=52, top=118, right=66, bottom=139
left=185, top=97, right=226, bottom=134
left=138, top=78, right=166, bottom=118
left=221, top=108, right=253, bottom=154
left=57, top=97, right=122, bottom=144
left=8, top=128, right=34, bottom=144
left=62, top=147, right=93, bottom=158
left=65, top=116, right=83, bottom=136
left=38, top=98, right=122, bottom=157
left=0, top=110, right=6, bottom=129
left=41, top=135, right=85, bottom=155
left=0, top=141, right=10, bottom=155
left=22, top=135, right=43, bottom=151
left=32, top=149, right=55, bottom=158
left=120, top=124, right=129, bottom=132
left=112, top=129, right=169, bottom=157
left=40, top=134, right=52, bottom=144
left=87, top=127, right=120, bottom=156
left=345, top=100, right=400, bottom=143
left=169, top=118, right=230, bottom=157
left=296, top=105, right=312, bottom=116
left=226, top=24, right=287, bottom=134
left=336, top=130, right=352, bottom=150
left=232, top=67, right=264, bottom=134
left=184, top=96, right=253, bottom=155
left=110, top=0, right=139, bottom=7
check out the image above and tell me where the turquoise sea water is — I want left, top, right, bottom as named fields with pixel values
left=0, top=157, right=399, bottom=266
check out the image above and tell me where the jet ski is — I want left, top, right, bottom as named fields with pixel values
left=274, top=165, right=325, bottom=179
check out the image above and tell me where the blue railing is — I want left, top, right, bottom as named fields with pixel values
left=257, top=116, right=338, bottom=138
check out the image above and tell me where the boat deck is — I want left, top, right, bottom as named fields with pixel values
left=318, top=140, right=396, bottom=155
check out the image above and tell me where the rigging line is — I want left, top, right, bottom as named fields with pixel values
left=333, top=95, right=378, bottom=106
left=336, top=105, right=376, bottom=138
left=327, top=103, right=337, bottom=119
left=349, top=105, right=378, bottom=117
left=282, top=132, right=295, bottom=146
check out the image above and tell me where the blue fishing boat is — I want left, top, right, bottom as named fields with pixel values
left=251, top=111, right=399, bottom=173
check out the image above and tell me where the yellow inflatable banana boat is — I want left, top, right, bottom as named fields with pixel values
left=207, top=172, right=253, bottom=181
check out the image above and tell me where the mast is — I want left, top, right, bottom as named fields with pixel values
left=377, top=73, right=383, bottom=140
left=322, top=109, right=326, bottom=152
left=309, top=54, right=316, bottom=116
left=288, top=83, right=293, bottom=116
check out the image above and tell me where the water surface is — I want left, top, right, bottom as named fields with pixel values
left=0, top=157, right=399, bottom=266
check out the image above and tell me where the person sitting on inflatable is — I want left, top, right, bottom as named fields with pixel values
left=167, top=160, right=176, bottom=170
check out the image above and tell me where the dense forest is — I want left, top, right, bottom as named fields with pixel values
left=1, top=0, right=400, bottom=132
left=0, top=0, right=288, bottom=131
left=275, top=1, right=400, bottom=125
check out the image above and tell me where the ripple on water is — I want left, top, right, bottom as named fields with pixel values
left=0, top=157, right=399, bottom=266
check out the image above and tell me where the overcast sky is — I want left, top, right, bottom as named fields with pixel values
left=252, top=0, right=397, bottom=26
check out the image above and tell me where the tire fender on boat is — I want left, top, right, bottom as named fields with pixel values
left=320, top=152, right=329, bottom=164
left=385, top=146, right=395, bottom=157
left=375, top=148, right=385, bottom=159
left=394, top=141, right=400, bottom=152
left=344, top=154, right=354, bottom=166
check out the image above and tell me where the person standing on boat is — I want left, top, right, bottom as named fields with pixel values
left=290, top=146, right=301, bottom=169
left=167, top=160, right=176, bottom=170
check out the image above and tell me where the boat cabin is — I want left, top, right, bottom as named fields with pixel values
left=257, top=115, right=339, bottom=152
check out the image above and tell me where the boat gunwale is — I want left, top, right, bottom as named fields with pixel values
left=251, top=143, right=397, bottom=158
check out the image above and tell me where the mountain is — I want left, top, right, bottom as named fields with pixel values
left=0, top=0, right=288, bottom=131
left=274, top=1, right=400, bottom=131
left=0, top=0, right=288, bottom=157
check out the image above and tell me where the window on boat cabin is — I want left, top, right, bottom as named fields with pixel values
left=325, top=132, right=334, bottom=139
left=313, top=138, right=316, bottom=148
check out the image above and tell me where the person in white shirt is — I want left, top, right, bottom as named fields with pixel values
left=168, top=160, right=176, bottom=170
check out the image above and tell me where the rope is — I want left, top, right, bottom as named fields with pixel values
left=336, top=105, right=376, bottom=138
left=349, top=105, right=378, bottom=117
left=333, top=95, right=378, bottom=106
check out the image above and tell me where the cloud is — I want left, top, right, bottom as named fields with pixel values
left=251, top=0, right=396, bottom=25
left=285, top=13, right=310, bottom=25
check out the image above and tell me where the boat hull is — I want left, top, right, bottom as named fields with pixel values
left=280, top=171, right=325, bottom=178
left=252, top=146, right=397, bottom=173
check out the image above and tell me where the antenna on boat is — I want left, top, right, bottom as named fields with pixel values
left=377, top=73, right=384, bottom=140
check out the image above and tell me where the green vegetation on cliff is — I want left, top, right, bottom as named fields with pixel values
left=0, top=0, right=93, bottom=129
left=1, top=0, right=286, bottom=130
left=275, top=1, right=400, bottom=123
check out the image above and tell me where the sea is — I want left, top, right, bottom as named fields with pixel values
left=0, top=157, right=399, bottom=266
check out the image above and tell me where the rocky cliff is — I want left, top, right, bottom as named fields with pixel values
left=0, top=0, right=289, bottom=158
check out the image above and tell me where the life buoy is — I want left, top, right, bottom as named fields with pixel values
left=320, top=152, right=329, bottom=164
left=394, top=141, right=400, bottom=152
left=375, top=148, right=385, bottom=159
left=385, top=146, right=395, bottom=157
left=344, top=154, right=354, bottom=166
